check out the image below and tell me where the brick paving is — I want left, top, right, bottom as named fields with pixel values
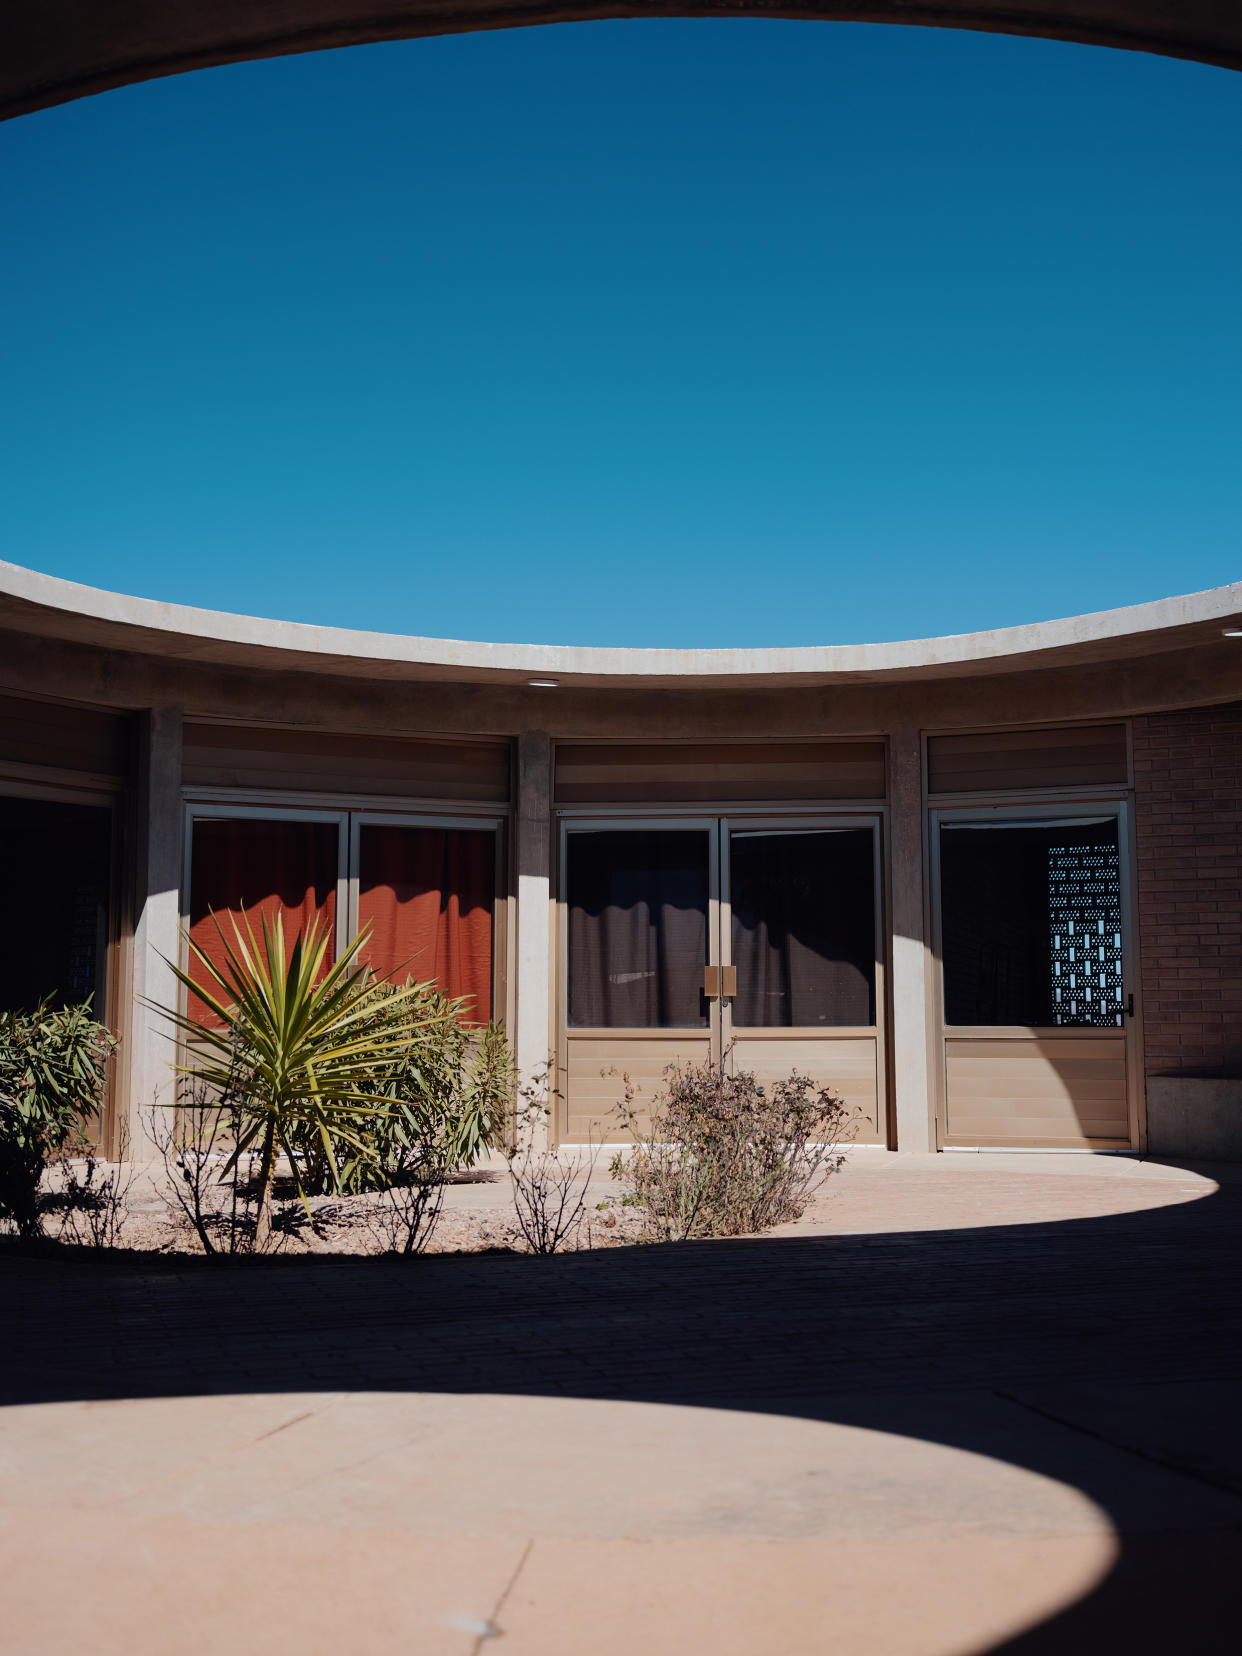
left=1, top=1165, right=1238, bottom=1414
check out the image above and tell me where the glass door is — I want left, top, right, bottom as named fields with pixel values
left=934, top=807, right=1137, bottom=1148
left=559, top=816, right=885, bottom=1144
left=722, top=821, right=886, bottom=1144
left=561, top=821, right=719, bottom=1141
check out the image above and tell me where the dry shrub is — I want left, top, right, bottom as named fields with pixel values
left=149, top=1071, right=272, bottom=1256
left=611, top=1056, right=852, bottom=1241
left=506, top=1074, right=599, bottom=1255
left=53, top=1124, right=136, bottom=1248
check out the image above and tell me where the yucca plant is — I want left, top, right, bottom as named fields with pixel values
left=158, top=908, right=450, bottom=1248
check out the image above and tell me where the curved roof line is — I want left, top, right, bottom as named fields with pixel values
left=1, top=559, right=1239, bottom=690
left=1, top=3, right=1238, bottom=124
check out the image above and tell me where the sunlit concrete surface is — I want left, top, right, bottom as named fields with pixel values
left=0, top=1394, right=1120, bottom=1655
left=2, top=1156, right=1240, bottom=1654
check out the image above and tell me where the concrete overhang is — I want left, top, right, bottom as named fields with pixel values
left=3, top=560, right=1241, bottom=694
left=1, top=1, right=1238, bottom=123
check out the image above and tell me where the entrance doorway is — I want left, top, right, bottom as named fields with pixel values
left=558, top=816, right=886, bottom=1144
left=932, top=804, right=1139, bottom=1148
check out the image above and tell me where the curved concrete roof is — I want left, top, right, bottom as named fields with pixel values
left=1, top=1, right=1238, bottom=121
left=2, top=560, right=1240, bottom=692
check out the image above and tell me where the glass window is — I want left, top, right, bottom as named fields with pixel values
left=188, top=817, right=338, bottom=1026
left=0, top=795, right=111, bottom=1012
left=358, top=824, right=494, bottom=1021
left=567, top=830, right=709, bottom=1028
left=730, top=828, right=876, bottom=1027
left=940, top=818, right=1123, bottom=1027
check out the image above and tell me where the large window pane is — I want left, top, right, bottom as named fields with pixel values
left=0, top=795, right=111, bottom=1013
left=940, top=819, right=1123, bottom=1027
left=567, top=830, right=709, bottom=1028
left=730, top=828, right=876, bottom=1027
left=188, top=818, right=337, bottom=1026
left=358, top=825, right=494, bottom=1022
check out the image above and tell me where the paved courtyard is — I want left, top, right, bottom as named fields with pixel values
left=1, top=1152, right=1240, bottom=1655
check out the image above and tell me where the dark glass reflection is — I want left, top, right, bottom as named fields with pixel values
left=730, top=829, right=876, bottom=1027
left=567, top=830, right=709, bottom=1028
left=0, top=795, right=111, bottom=1012
left=940, top=819, right=1123, bottom=1027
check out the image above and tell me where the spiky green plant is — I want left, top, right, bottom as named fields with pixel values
left=0, top=998, right=116, bottom=1239
left=159, top=908, right=450, bottom=1247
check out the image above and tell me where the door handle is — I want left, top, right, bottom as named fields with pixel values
left=704, top=965, right=720, bottom=998
left=1125, top=992, right=1135, bottom=1018
left=703, top=966, right=737, bottom=999
left=721, top=966, right=737, bottom=999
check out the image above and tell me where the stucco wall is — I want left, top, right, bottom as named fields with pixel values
left=1135, top=702, right=1242, bottom=1080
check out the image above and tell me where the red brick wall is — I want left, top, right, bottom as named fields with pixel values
left=1134, top=703, right=1242, bottom=1077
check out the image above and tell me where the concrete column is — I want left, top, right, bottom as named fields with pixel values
left=125, top=705, right=183, bottom=1155
left=515, top=730, right=554, bottom=1150
left=888, top=723, right=936, bottom=1152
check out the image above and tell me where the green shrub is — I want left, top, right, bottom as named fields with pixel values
left=0, top=999, right=116, bottom=1239
left=302, top=990, right=515, bottom=1197
left=610, top=1056, right=851, bottom=1242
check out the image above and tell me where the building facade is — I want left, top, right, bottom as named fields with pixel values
left=2, top=561, right=1239, bottom=1160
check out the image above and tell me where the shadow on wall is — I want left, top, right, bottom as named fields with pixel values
left=2, top=1166, right=1240, bottom=1650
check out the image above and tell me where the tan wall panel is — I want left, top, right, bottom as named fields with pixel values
left=928, top=724, right=1128, bottom=795
left=0, top=691, right=132, bottom=779
left=555, top=742, right=886, bottom=804
left=944, top=1036, right=1130, bottom=1146
left=184, top=722, right=510, bottom=801
left=731, top=1034, right=883, bottom=1144
left=563, top=1032, right=713, bottom=1141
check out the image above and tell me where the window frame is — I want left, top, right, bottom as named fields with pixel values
left=181, top=797, right=508, bottom=1023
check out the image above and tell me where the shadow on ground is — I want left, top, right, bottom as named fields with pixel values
left=2, top=1166, right=1239, bottom=1653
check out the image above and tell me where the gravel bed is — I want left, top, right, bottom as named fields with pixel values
left=25, top=1164, right=651, bottom=1258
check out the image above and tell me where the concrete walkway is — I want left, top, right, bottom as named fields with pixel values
left=1, top=1153, right=1240, bottom=1655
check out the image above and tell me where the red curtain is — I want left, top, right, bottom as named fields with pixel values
left=188, top=818, right=338, bottom=1027
left=358, top=826, right=494, bottom=1022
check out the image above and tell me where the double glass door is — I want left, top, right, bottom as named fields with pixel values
left=560, top=816, right=885, bottom=1143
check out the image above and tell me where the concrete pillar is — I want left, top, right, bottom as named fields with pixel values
left=888, top=723, right=936, bottom=1152
left=515, top=730, right=554, bottom=1150
left=125, top=705, right=183, bottom=1155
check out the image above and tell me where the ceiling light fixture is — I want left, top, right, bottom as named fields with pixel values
left=1222, top=630, right=1242, bottom=638
left=528, top=677, right=559, bottom=688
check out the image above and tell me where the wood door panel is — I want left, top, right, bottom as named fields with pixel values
left=944, top=1036, right=1129, bottom=1146
left=731, top=1034, right=883, bottom=1144
left=564, top=1032, right=713, bottom=1142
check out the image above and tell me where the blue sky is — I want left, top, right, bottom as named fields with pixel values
left=1, top=22, right=1238, bottom=647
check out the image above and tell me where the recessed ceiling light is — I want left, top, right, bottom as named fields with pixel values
left=528, top=677, right=559, bottom=688
left=1222, top=630, right=1242, bottom=638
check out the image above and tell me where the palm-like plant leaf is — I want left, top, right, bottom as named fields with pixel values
left=155, top=907, right=453, bottom=1228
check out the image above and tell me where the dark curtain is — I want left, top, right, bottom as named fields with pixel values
left=568, top=830, right=709, bottom=1028
left=0, top=796, right=112, bottom=1013
left=730, top=829, right=876, bottom=1027
left=358, top=825, right=494, bottom=1022
left=940, top=819, right=1120, bottom=1026
left=188, top=818, right=338, bottom=1026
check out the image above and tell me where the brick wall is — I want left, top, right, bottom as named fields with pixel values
left=1134, top=703, right=1242, bottom=1077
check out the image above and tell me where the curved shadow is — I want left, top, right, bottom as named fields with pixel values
left=2, top=1165, right=1239, bottom=1651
